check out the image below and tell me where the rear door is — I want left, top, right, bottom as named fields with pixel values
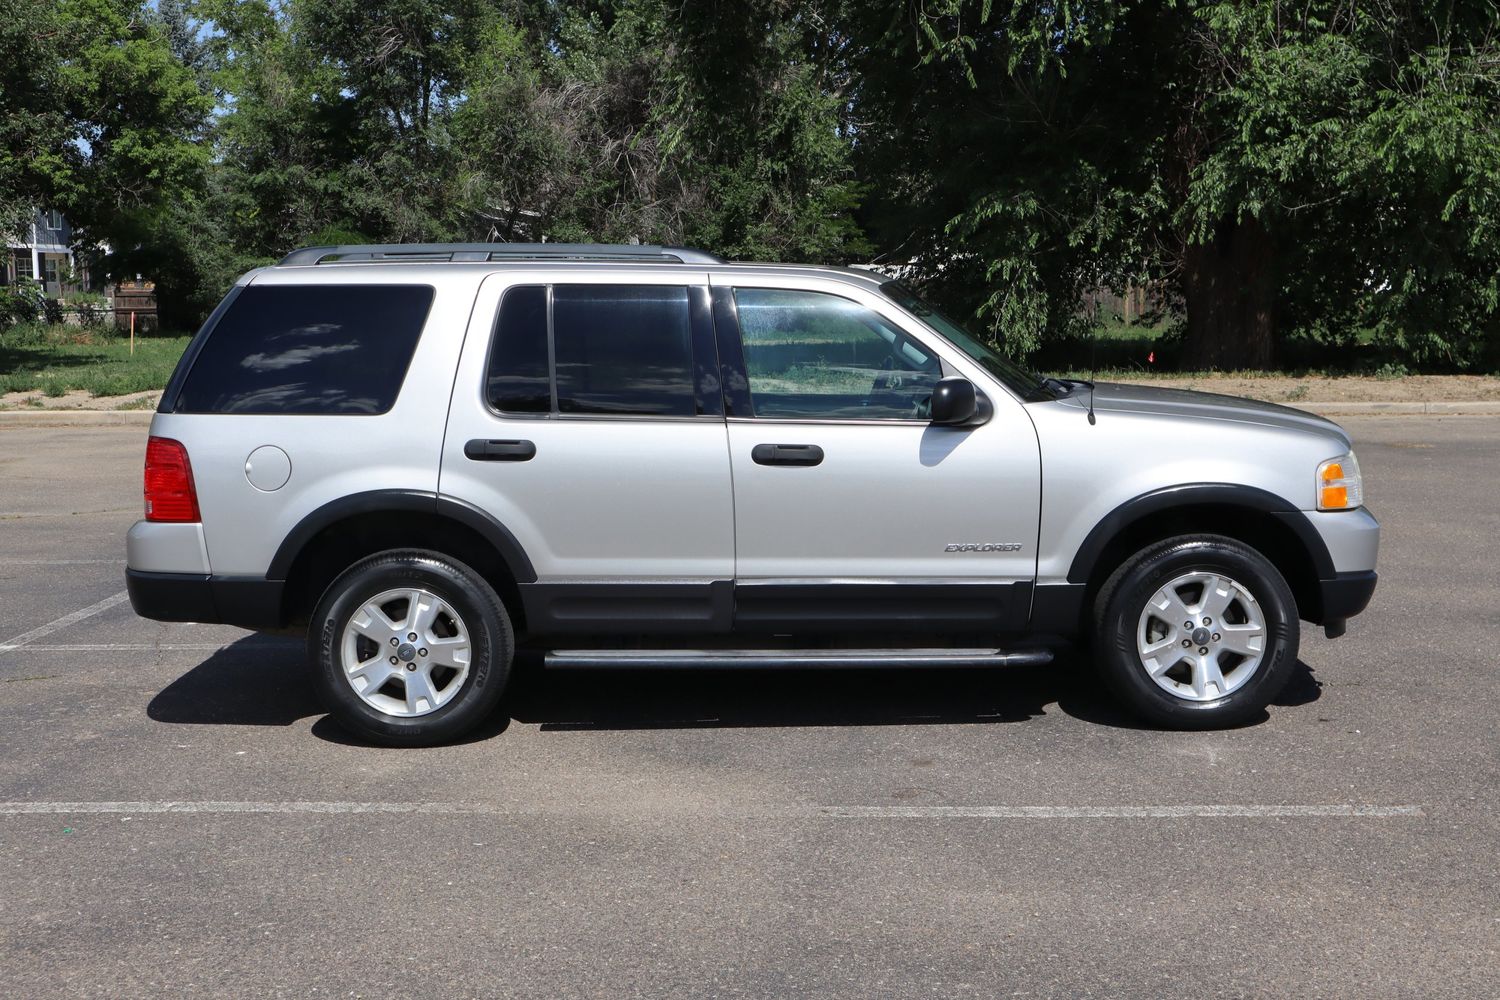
left=441, top=270, right=734, bottom=633
left=714, top=276, right=1043, bottom=632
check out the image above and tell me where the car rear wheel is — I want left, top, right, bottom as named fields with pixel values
left=1093, top=534, right=1299, bottom=728
left=310, top=550, right=513, bottom=746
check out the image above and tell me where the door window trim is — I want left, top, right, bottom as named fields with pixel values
left=481, top=282, right=722, bottom=422
left=713, top=284, right=951, bottom=423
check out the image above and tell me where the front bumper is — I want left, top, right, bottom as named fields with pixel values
left=126, top=569, right=285, bottom=630
left=1302, top=506, right=1379, bottom=634
left=1302, top=506, right=1380, bottom=575
left=1318, top=570, right=1377, bottom=622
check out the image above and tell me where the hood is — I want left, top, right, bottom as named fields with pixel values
left=1063, top=381, right=1350, bottom=445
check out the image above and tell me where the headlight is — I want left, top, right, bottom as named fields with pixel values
left=1317, top=452, right=1362, bottom=511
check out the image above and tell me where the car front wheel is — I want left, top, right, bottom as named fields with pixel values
left=1093, top=534, right=1299, bottom=728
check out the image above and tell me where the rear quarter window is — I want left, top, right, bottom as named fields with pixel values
left=172, top=284, right=435, bottom=414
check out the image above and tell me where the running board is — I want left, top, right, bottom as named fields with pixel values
left=542, top=648, right=1054, bottom=670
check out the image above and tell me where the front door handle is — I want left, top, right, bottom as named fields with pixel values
left=464, top=439, right=537, bottom=462
left=751, top=443, right=824, bottom=467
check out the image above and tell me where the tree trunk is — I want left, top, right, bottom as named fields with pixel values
left=1179, top=215, right=1276, bottom=370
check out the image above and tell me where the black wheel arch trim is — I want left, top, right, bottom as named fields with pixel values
left=1066, top=483, right=1336, bottom=585
left=266, top=489, right=537, bottom=584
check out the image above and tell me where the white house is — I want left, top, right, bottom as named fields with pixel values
left=3, top=209, right=85, bottom=295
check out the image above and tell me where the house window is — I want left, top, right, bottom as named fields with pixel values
left=14, top=251, right=33, bottom=282
left=46, top=210, right=63, bottom=231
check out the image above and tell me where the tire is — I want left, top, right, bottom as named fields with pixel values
left=309, top=549, right=514, bottom=746
left=1092, top=534, right=1299, bottom=729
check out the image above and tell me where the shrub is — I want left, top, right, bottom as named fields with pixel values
left=0, top=283, right=46, bottom=327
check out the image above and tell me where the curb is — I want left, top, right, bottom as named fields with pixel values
left=2, top=400, right=1498, bottom=428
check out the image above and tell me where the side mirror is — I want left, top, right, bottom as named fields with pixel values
left=930, top=376, right=982, bottom=425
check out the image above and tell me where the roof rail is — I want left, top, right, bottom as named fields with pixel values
left=276, top=243, right=727, bottom=267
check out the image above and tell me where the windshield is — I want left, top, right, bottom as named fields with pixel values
left=879, top=282, right=1055, bottom=402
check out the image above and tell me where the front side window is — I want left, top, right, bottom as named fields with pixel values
left=734, top=288, right=942, bottom=419
left=485, top=284, right=699, bottom=417
left=174, top=284, right=434, bottom=414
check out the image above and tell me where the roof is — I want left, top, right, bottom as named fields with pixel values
left=267, top=243, right=892, bottom=294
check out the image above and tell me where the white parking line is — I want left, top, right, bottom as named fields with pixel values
left=816, top=805, right=1425, bottom=818
left=0, top=801, right=1426, bottom=818
left=0, top=590, right=131, bottom=651
left=0, top=559, right=126, bottom=565
left=3, top=642, right=295, bottom=652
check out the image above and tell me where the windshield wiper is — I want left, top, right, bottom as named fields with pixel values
left=1043, top=376, right=1092, bottom=395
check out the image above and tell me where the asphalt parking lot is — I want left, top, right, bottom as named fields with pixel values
left=1, top=415, right=1496, bottom=998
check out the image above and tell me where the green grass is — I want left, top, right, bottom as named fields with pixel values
left=0, top=323, right=190, bottom=397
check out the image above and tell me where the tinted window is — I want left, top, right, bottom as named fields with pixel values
left=486, top=285, right=549, bottom=413
left=176, top=284, right=433, bottom=414
left=552, top=285, right=695, bottom=416
left=734, top=288, right=941, bottom=419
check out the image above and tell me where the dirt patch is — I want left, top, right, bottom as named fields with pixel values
left=1106, top=374, right=1500, bottom=404
left=0, top=389, right=160, bottom=411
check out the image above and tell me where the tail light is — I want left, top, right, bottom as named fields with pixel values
left=144, top=436, right=200, bottom=523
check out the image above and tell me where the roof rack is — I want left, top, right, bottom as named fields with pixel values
left=276, top=243, right=727, bottom=267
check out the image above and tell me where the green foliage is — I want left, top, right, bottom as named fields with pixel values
left=0, top=283, right=47, bottom=327
left=873, top=0, right=1500, bottom=369
left=4, top=0, right=1499, bottom=371
left=0, top=324, right=189, bottom=397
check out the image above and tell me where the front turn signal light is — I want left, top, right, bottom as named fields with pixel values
left=1317, top=452, right=1362, bottom=511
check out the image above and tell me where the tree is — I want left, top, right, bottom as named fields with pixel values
left=0, top=1, right=213, bottom=326
left=452, top=0, right=868, bottom=260
left=854, top=0, right=1500, bottom=369
left=0, top=2, right=71, bottom=239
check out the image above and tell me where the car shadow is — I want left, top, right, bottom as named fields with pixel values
left=146, top=637, right=319, bottom=727
left=146, top=635, right=1322, bottom=742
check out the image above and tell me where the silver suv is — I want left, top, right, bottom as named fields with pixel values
left=126, top=243, right=1379, bottom=745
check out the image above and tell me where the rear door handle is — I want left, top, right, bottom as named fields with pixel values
left=464, top=439, right=537, bottom=462
left=751, top=443, right=824, bottom=467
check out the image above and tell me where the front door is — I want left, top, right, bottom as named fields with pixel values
left=716, top=281, right=1042, bottom=632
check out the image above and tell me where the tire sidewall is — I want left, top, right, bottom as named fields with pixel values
left=1098, top=537, right=1299, bottom=728
left=310, top=551, right=512, bottom=745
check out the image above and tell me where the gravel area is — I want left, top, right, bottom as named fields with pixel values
left=1109, top=373, right=1500, bottom=403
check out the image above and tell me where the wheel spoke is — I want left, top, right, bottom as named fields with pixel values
left=1197, top=576, right=1235, bottom=621
left=405, top=670, right=439, bottom=714
left=349, top=658, right=395, bottom=694
left=1218, top=623, right=1265, bottom=656
left=1140, top=633, right=1181, bottom=659
left=1193, top=654, right=1228, bottom=699
left=351, top=604, right=400, bottom=641
left=402, top=590, right=439, bottom=637
left=425, top=639, right=470, bottom=670
left=1145, top=651, right=1186, bottom=678
left=1149, top=586, right=1194, bottom=626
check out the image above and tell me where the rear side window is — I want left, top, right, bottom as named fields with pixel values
left=553, top=285, right=694, bottom=416
left=484, top=284, right=699, bottom=417
left=174, top=284, right=434, bottom=414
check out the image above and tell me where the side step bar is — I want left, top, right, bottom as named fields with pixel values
left=543, top=648, right=1054, bottom=670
